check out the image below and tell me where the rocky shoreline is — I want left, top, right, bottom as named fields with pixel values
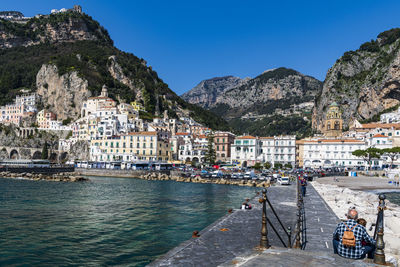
left=0, top=171, right=89, bottom=182
left=77, top=169, right=273, bottom=188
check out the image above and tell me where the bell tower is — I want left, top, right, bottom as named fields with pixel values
left=323, top=102, right=343, bottom=137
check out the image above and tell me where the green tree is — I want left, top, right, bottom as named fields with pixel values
left=204, top=133, right=216, bottom=165
left=274, top=163, right=283, bottom=170
left=264, top=162, right=272, bottom=169
left=253, top=162, right=262, bottom=170
left=352, top=147, right=383, bottom=171
left=382, top=147, right=400, bottom=169
left=284, top=163, right=293, bottom=169
left=41, top=141, right=49, bottom=159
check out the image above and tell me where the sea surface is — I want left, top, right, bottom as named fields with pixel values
left=385, top=192, right=400, bottom=205
left=0, top=176, right=257, bottom=266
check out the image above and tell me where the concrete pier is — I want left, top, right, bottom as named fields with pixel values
left=149, top=184, right=297, bottom=267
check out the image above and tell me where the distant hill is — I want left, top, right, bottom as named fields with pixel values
left=183, top=67, right=322, bottom=137
left=0, top=8, right=229, bottom=130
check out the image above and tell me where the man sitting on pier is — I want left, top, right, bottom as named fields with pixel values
left=332, top=208, right=376, bottom=259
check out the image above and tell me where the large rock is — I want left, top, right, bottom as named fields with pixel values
left=36, top=64, right=91, bottom=121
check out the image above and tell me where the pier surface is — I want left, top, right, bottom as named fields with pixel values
left=149, top=184, right=297, bottom=267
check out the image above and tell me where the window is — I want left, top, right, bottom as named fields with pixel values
left=143, top=150, right=145, bottom=155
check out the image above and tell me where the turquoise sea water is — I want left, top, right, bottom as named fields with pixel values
left=0, top=176, right=257, bottom=266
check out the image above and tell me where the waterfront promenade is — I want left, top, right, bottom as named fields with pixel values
left=150, top=180, right=390, bottom=266
left=149, top=184, right=298, bottom=266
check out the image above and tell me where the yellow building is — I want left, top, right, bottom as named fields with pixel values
left=90, top=131, right=171, bottom=162
left=323, top=102, right=343, bottom=137
left=296, top=140, right=305, bottom=168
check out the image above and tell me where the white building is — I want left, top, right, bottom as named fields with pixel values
left=258, top=135, right=296, bottom=167
left=380, top=107, right=400, bottom=123
left=230, top=136, right=258, bottom=167
left=302, top=139, right=367, bottom=169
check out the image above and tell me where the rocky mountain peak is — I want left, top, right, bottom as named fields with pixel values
left=181, top=75, right=246, bottom=108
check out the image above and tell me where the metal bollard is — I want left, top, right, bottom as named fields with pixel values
left=374, top=194, right=386, bottom=265
left=287, top=226, right=292, bottom=248
left=259, top=188, right=270, bottom=248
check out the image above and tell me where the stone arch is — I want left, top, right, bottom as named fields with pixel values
left=59, top=152, right=69, bottom=161
left=192, top=157, right=199, bottom=162
left=10, top=149, right=19, bottom=159
left=185, top=157, right=191, bottom=162
left=242, top=161, right=248, bottom=168
left=32, top=151, right=42, bottom=159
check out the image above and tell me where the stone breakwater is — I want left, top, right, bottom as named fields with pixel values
left=312, top=181, right=400, bottom=265
left=0, top=171, right=89, bottom=182
left=76, top=169, right=272, bottom=188
left=141, top=172, right=271, bottom=187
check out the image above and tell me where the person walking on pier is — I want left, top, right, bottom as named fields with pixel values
left=300, top=177, right=307, bottom=197
left=332, top=208, right=376, bottom=259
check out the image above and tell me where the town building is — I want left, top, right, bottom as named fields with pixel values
left=258, top=135, right=296, bottom=168
left=214, top=131, right=235, bottom=163
left=301, top=139, right=366, bottom=169
left=37, top=110, right=57, bottom=128
left=230, top=136, right=258, bottom=167
left=90, top=132, right=171, bottom=162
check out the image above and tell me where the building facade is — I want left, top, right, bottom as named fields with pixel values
left=214, top=131, right=235, bottom=163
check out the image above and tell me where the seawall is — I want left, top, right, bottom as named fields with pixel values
left=75, top=169, right=272, bottom=187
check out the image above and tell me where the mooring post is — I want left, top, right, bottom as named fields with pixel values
left=374, top=194, right=386, bottom=265
left=287, top=226, right=292, bottom=248
left=259, top=188, right=270, bottom=248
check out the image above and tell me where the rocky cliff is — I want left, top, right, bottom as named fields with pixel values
left=36, top=64, right=91, bottom=121
left=184, top=68, right=322, bottom=120
left=313, top=28, right=400, bottom=131
left=181, top=76, right=248, bottom=108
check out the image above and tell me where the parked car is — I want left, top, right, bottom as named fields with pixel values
left=277, top=176, right=290, bottom=185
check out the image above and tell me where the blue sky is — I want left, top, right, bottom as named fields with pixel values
left=2, top=1, right=400, bottom=95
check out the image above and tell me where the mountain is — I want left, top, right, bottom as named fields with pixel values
left=183, top=67, right=322, bottom=137
left=181, top=76, right=248, bottom=108
left=313, top=28, right=400, bottom=131
left=0, top=8, right=229, bottom=130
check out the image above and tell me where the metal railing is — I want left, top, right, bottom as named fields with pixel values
left=259, top=188, right=293, bottom=249
left=293, top=177, right=307, bottom=250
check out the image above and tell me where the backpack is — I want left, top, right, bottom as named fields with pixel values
left=342, top=223, right=358, bottom=247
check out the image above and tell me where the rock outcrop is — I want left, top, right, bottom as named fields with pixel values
left=313, top=28, right=400, bottom=131
left=181, top=76, right=248, bottom=108
left=183, top=68, right=322, bottom=120
left=0, top=11, right=112, bottom=49
left=108, top=55, right=143, bottom=100
left=36, top=64, right=91, bottom=121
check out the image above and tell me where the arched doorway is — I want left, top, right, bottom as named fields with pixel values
left=10, top=149, right=19, bottom=159
left=32, top=151, right=42, bottom=159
